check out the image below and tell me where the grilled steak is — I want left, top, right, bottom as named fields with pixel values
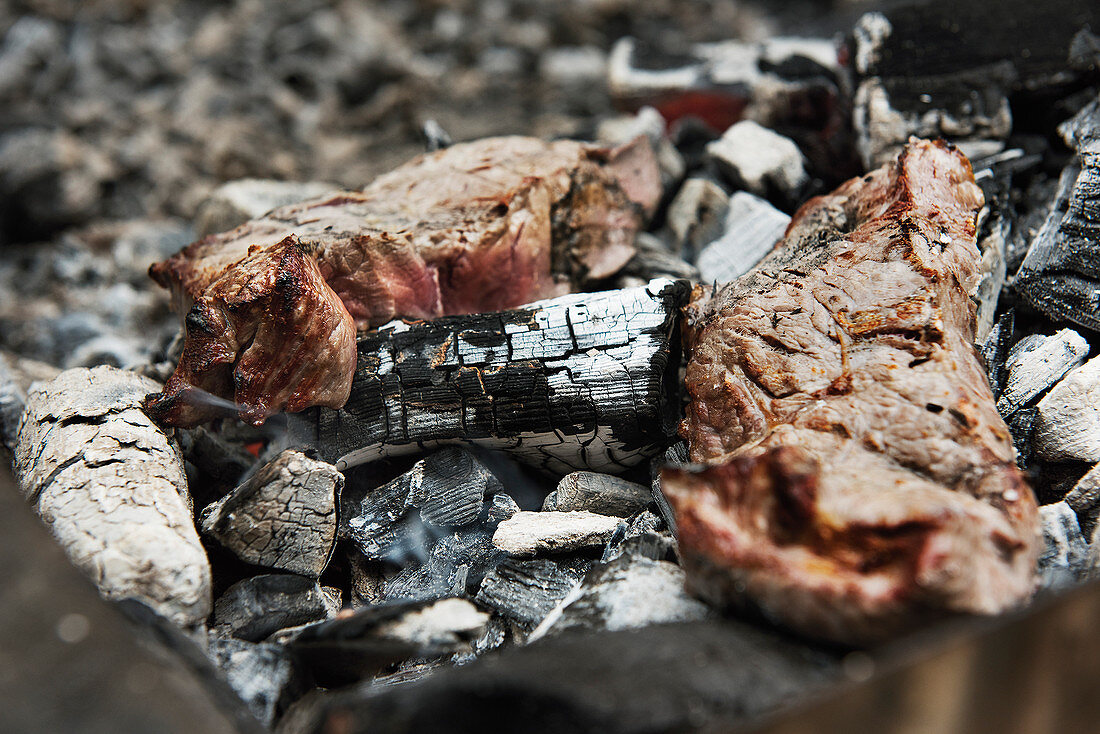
left=662, top=139, right=1041, bottom=645
left=146, top=136, right=660, bottom=426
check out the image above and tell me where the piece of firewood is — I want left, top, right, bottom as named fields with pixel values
left=292, top=279, right=687, bottom=475
left=662, top=139, right=1041, bottom=646
left=15, top=366, right=212, bottom=626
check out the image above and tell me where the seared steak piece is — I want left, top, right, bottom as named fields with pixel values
left=662, top=139, right=1041, bottom=645
left=146, top=136, right=660, bottom=426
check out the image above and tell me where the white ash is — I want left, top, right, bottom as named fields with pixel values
left=493, top=510, right=623, bottom=557
left=14, top=366, right=211, bottom=626
left=373, top=598, right=489, bottom=649
left=696, top=191, right=790, bottom=285
left=705, top=120, right=807, bottom=200
left=1065, top=463, right=1100, bottom=537
left=666, top=177, right=730, bottom=260
left=1033, top=356, right=1100, bottom=462
left=996, top=329, right=1089, bottom=417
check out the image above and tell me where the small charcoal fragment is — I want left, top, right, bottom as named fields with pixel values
left=1065, top=463, right=1100, bottom=537
left=201, top=450, right=340, bottom=578
left=616, top=232, right=699, bottom=285
left=530, top=553, right=710, bottom=640
left=974, top=217, right=1007, bottom=343
left=1033, top=356, right=1100, bottom=463
left=666, top=177, right=730, bottom=261
left=706, top=121, right=807, bottom=203
left=14, top=366, right=211, bottom=626
left=1038, top=502, right=1091, bottom=590
left=695, top=191, right=790, bottom=285
left=413, top=447, right=504, bottom=527
left=474, top=558, right=588, bottom=629
left=206, top=635, right=305, bottom=728
left=553, top=471, right=653, bottom=517
left=996, top=329, right=1089, bottom=418
left=213, top=574, right=335, bottom=642
left=492, top=511, right=623, bottom=557
left=978, top=310, right=1015, bottom=399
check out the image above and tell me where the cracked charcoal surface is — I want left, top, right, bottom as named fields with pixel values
left=213, top=574, right=335, bottom=642
left=201, top=449, right=340, bottom=578
left=297, top=279, right=687, bottom=475
left=475, top=557, right=590, bottom=629
left=1016, top=96, right=1100, bottom=332
left=553, top=471, right=654, bottom=517
left=14, top=366, right=211, bottom=626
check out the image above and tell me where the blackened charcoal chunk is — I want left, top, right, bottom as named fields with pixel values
left=213, top=575, right=335, bottom=642
left=340, top=448, right=502, bottom=564
left=201, top=450, right=340, bottom=578
left=530, top=553, right=710, bottom=640
left=207, top=635, right=306, bottom=728
left=176, top=425, right=256, bottom=498
left=1038, top=502, right=1091, bottom=590
left=1016, top=97, right=1100, bottom=332
left=1009, top=407, right=1039, bottom=470
left=475, top=558, right=588, bottom=629
left=276, top=620, right=838, bottom=734
left=413, top=447, right=503, bottom=527
left=554, top=471, right=653, bottom=517
left=283, top=598, right=487, bottom=687
left=615, top=233, right=698, bottom=287
left=996, top=330, right=1089, bottom=418
left=978, top=310, right=1014, bottom=399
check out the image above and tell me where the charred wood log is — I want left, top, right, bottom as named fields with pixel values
left=145, top=136, right=661, bottom=427
left=1015, top=96, right=1100, bottom=332
left=14, top=366, right=212, bottom=626
left=294, top=279, right=687, bottom=475
left=662, top=140, right=1041, bottom=646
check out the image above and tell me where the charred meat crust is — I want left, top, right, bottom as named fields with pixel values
left=145, top=136, right=660, bottom=427
left=662, top=138, right=1041, bottom=646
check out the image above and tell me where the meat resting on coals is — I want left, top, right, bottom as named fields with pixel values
left=145, top=136, right=660, bottom=427
left=662, top=138, right=1041, bottom=646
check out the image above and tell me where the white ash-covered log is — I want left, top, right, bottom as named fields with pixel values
left=144, top=135, right=661, bottom=427
left=662, top=139, right=1042, bottom=646
left=14, top=366, right=212, bottom=626
left=294, top=279, right=688, bottom=475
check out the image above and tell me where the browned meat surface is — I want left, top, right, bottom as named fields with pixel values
left=146, top=136, right=660, bottom=426
left=662, top=139, right=1041, bottom=646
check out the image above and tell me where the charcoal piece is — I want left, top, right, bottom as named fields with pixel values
left=283, top=598, right=485, bottom=687
left=298, top=279, right=687, bottom=475
left=412, top=448, right=503, bottom=527
left=553, top=471, right=653, bottom=517
left=596, top=106, right=686, bottom=191
left=207, top=635, right=306, bottom=728
left=201, top=450, right=340, bottom=578
left=615, top=232, right=699, bottom=285
left=340, top=448, right=502, bottom=563
left=1015, top=97, right=1100, bottom=332
left=1034, top=356, right=1100, bottom=462
left=996, top=329, right=1089, bottom=418
left=274, top=620, right=838, bottom=734
left=14, top=366, right=211, bottom=626
left=666, top=177, right=730, bottom=261
left=600, top=511, right=672, bottom=564
left=664, top=140, right=1040, bottom=646
left=974, top=216, right=1007, bottom=343
left=474, top=558, right=587, bottom=629
left=176, top=426, right=256, bottom=485
left=194, top=179, right=338, bottom=238
left=541, top=491, right=558, bottom=511
left=1009, top=407, right=1039, bottom=470
left=1038, top=502, right=1091, bottom=591
left=492, top=511, right=623, bottom=557
left=471, top=614, right=511, bottom=657
left=213, top=574, right=334, bottom=642
left=420, top=119, right=452, bottom=152
left=530, top=553, right=710, bottom=640
left=651, top=441, right=689, bottom=534
left=1065, top=463, right=1100, bottom=537
left=978, top=310, right=1015, bottom=399
left=706, top=121, right=807, bottom=204
left=695, top=191, right=791, bottom=286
